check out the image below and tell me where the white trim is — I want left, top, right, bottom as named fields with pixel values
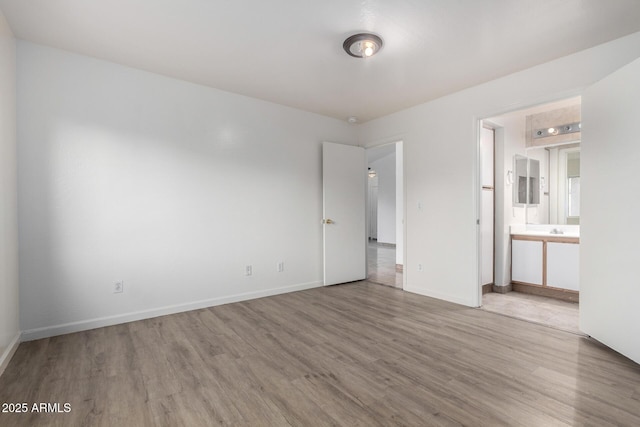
left=363, top=133, right=407, bottom=150
left=400, top=140, right=407, bottom=291
left=0, top=333, right=21, bottom=378
left=474, top=118, right=482, bottom=308
left=21, top=281, right=322, bottom=341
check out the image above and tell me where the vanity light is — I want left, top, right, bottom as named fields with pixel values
left=368, top=168, right=377, bottom=178
left=343, top=33, right=384, bottom=58
left=533, top=122, right=581, bottom=139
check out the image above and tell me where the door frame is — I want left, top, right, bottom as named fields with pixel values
left=365, top=140, right=406, bottom=290
left=478, top=124, right=496, bottom=304
left=474, top=93, right=583, bottom=307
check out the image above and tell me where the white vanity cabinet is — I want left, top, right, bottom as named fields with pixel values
left=547, top=242, right=579, bottom=291
left=511, top=239, right=543, bottom=285
left=511, top=234, right=579, bottom=301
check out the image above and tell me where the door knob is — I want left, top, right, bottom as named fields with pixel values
left=324, top=219, right=335, bottom=224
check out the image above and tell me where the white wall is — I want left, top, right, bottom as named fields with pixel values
left=358, top=31, right=640, bottom=306
left=370, top=152, right=396, bottom=244
left=17, top=41, right=357, bottom=339
left=0, top=9, right=19, bottom=373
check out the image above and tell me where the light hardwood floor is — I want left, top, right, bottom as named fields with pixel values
left=367, top=241, right=402, bottom=288
left=1, top=282, right=639, bottom=426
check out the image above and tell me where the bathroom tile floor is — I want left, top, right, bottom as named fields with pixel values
left=367, top=240, right=402, bottom=288
left=482, top=291, right=581, bottom=335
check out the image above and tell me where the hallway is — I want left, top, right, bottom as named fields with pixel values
left=367, top=240, right=402, bottom=288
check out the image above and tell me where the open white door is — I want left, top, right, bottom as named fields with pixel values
left=581, top=56, right=640, bottom=364
left=322, top=142, right=366, bottom=285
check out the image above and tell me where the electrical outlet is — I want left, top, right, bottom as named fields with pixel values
left=245, top=265, right=252, bottom=276
left=417, top=264, right=423, bottom=272
left=114, top=281, right=124, bottom=293
left=277, top=261, right=284, bottom=272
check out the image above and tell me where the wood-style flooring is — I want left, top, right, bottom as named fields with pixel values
left=367, top=241, right=402, bottom=288
left=1, top=282, right=639, bottom=426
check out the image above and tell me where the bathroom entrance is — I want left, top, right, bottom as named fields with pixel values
left=478, top=97, right=581, bottom=334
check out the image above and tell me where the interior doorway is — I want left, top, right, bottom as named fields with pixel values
left=478, top=97, right=581, bottom=333
left=366, top=141, right=404, bottom=288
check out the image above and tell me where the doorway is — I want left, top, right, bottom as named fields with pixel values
left=366, top=142, right=404, bottom=288
left=478, top=97, right=581, bottom=333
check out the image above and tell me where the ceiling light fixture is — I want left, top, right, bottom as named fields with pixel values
left=533, top=122, right=581, bottom=139
left=343, top=33, right=383, bottom=58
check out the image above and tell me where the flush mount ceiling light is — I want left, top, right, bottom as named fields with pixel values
left=343, top=33, right=383, bottom=58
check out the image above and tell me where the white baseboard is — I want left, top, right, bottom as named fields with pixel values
left=404, top=284, right=476, bottom=307
left=0, top=332, right=21, bottom=378
left=21, top=280, right=323, bottom=342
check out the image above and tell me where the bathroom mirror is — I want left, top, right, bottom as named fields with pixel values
left=514, top=143, right=580, bottom=225
left=513, top=155, right=539, bottom=207
left=527, top=145, right=580, bottom=224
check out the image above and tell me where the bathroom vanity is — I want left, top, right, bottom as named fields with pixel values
left=510, top=225, right=579, bottom=302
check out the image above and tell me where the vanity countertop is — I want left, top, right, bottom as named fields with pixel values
left=510, top=224, right=580, bottom=238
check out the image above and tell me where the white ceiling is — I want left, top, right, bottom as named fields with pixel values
left=2, top=1, right=640, bottom=123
